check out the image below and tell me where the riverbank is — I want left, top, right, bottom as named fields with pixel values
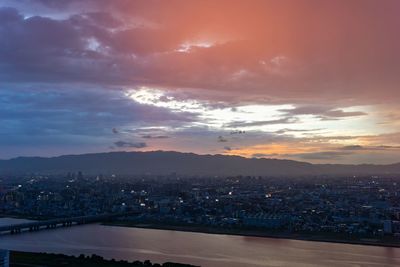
left=104, top=221, right=400, bottom=248
left=0, top=214, right=50, bottom=221
left=10, top=251, right=199, bottom=267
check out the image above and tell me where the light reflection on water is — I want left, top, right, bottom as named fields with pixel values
left=0, top=218, right=399, bottom=267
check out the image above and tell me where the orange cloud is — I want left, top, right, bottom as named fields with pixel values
left=225, top=143, right=322, bottom=158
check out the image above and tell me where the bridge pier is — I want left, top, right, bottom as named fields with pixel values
left=11, top=228, right=21, bottom=234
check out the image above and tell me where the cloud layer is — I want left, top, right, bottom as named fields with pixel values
left=1, top=0, right=400, bottom=163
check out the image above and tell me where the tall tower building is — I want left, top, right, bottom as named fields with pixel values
left=0, top=250, right=9, bottom=267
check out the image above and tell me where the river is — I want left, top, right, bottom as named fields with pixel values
left=0, top=218, right=399, bottom=267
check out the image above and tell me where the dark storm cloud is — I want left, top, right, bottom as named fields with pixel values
left=217, top=136, right=228, bottom=142
left=141, top=135, right=169, bottom=139
left=1, top=1, right=400, bottom=105
left=113, top=141, right=147, bottom=148
left=0, top=7, right=124, bottom=84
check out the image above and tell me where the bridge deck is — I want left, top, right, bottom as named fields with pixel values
left=0, top=212, right=138, bottom=233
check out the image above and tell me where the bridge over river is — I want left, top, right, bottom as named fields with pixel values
left=0, top=212, right=139, bottom=235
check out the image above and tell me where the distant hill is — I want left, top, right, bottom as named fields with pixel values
left=0, top=151, right=400, bottom=177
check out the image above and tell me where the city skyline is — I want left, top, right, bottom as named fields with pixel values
left=1, top=0, right=400, bottom=164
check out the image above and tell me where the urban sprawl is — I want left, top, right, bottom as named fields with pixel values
left=1, top=173, right=400, bottom=240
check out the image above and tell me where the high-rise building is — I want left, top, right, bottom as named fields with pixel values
left=0, top=250, right=9, bottom=267
left=384, top=220, right=393, bottom=234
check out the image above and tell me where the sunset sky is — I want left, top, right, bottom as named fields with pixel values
left=1, top=0, right=400, bottom=163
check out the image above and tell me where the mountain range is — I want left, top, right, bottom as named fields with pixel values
left=1, top=151, right=400, bottom=177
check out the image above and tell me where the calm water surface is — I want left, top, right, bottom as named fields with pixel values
left=0, top=218, right=399, bottom=267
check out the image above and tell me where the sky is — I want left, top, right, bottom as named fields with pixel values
left=1, top=0, right=400, bottom=164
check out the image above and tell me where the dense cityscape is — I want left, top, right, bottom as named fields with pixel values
left=2, top=173, right=400, bottom=243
